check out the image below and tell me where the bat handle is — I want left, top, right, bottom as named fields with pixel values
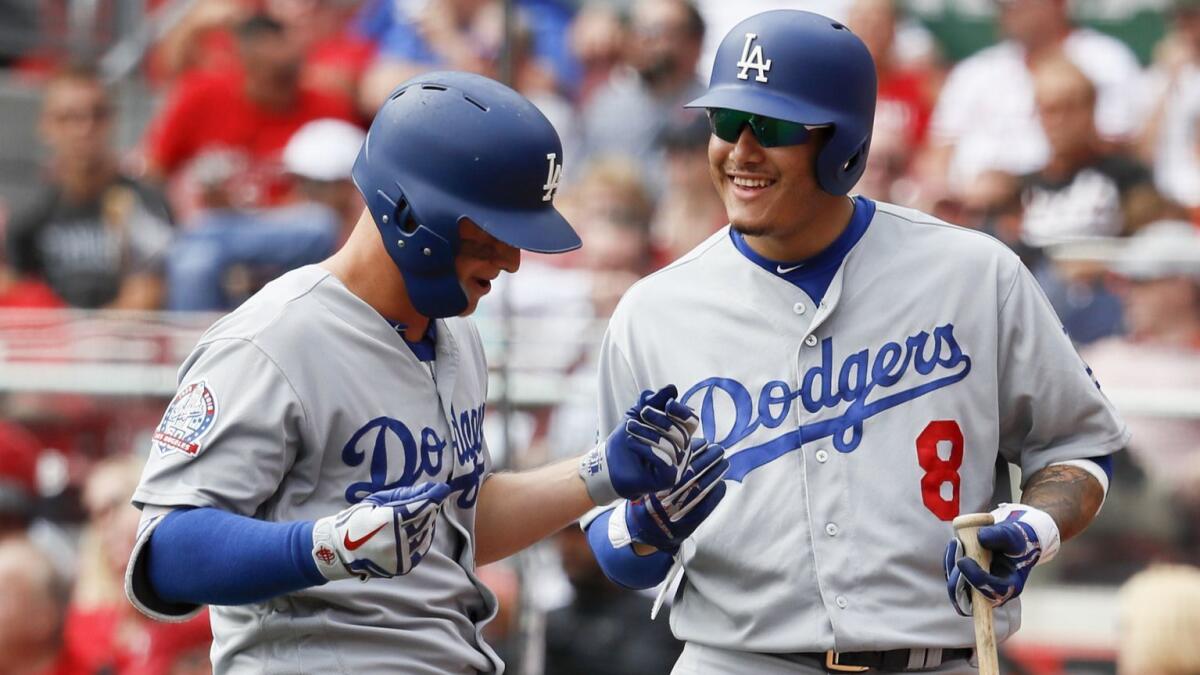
left=953, top=513, right=999, bottom=675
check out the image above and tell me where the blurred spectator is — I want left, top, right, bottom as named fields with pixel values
left=5, top=64, right=173, bottom=310
left=143, top=14, right=357, bottom=215
left=62, top=455, right=212, bottom=675
left=166, top=118, right=359, bottom=311
left=847, top=0, right=935, bottom=153
left=1083, top=221, right=1200, bottom=501
left=152, top=0, right=251, bottom=80
left=650, top=114, right=725, bottom=266
left=154, top=0, right=373, bottom=113
left=846, top=0, right=939, bottom=205
left=264, top=0, right=377, bottom=111
left=568, top=157, right=657, bottom=314
left=358, top=0, right=564, bottom=114
left=280, top=117, right=366, bottom=242
left=568, top=2, right=626, bottom=104
left=0, top=420, right=42, bottom=535
left=1018, top=57, right=1161, bottom=247
left=576, top=0, right=705, bottom=192
left=543, top=526, right=681, bottom=675
left=1138, top=0, right=1200, bottom=214
left=985, top=58, right=1170, bottom=345
left=0, top=536, right=75, bottom=675
left=1117, top=565, right=1200, bottom=675
left=928, top=0, right=1141, bottom=202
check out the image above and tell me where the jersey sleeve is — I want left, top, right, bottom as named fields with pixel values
left=995, top=261, right=1130, bottom=483
left=133, top=337, right=308, bottom=515
left=595, top=324, right=642, bottom=441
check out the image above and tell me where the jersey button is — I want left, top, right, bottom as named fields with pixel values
left=836, top=596, right=849, bottom=609
left=815, top=450, right=829, bottom=463
left=792, top=302, right=806, bottom=315
left=825, top=523, right=839, bottom=536
left=804, top=334, right=818, bottom=347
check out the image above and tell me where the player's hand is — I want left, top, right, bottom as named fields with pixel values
left=578, top=385, right=700, bottom=505
left=622, top=440, right=728, bottom=553
left=311, top=482, right=452, bottom=581
left=944, top=504, right=1061, bottom=616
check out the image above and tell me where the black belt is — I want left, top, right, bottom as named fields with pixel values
left=777, top=647, right=974, bottom=672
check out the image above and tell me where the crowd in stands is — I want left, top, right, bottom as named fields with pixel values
left=0, top=0, right=1199, bottom=673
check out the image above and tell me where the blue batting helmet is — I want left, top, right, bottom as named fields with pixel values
left=352, top=71, right=580, bottom=318
left=686, top=10, right=877, bottom=196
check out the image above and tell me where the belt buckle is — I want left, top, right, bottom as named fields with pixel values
left=825, top=651, right=870, bottom=672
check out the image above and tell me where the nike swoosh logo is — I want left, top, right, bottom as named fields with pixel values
left=776, top=263, right=804, bottom=274
left=343, top=522, right=388, bottom=551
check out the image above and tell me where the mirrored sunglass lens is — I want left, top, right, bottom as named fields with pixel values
left=753, top=117, right=810, bottom=147
left=708, top=109, right=752, bottom=142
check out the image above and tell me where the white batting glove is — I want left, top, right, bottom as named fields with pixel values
left=312, top=482, right=451, bottom=581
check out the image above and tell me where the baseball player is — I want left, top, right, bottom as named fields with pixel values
left=123, top=72, right=724, bottom=674
left=583, top=11, right=1128, bottom=674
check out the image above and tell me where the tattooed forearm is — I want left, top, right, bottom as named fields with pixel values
left=1021, top=465, right=1104, bottom=542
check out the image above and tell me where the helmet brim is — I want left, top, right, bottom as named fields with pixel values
left=464, top=203, right=582, bottom=254
left=685, top=85, right=837, bottom=127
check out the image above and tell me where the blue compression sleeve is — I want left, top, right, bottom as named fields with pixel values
left=585, top=509, right=675, bottom=590
left=146, top=508, right=327, bottom=605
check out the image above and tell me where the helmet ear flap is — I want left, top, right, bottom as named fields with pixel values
left=816, top=132, right=871, bottom=196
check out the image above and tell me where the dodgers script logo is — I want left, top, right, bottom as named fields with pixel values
left=152, top=381, right=218, bottom=458
left=682, top=324, right=971, bottom=481
left=343, top=404, right=487, bottom=508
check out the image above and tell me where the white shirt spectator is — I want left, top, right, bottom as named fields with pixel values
left=931, top=29, right=1143, bottom=191
left=694, top=0, right=935, bottom=79
left=1141, top=64, right=1200, bottom=207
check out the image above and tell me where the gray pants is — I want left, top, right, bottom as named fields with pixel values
left=671, top=643, right=978, bottom=675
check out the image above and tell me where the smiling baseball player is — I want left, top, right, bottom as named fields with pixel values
left=123, top=72, right=718, bottom=674
left=584, top=11, right=1128, bottom=674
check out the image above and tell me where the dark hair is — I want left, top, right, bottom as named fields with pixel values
left=680, top=0, right=705, bottom=41
left=236, top=13, right=286, bottom=42
left=45, top=61, right=104, bottom=89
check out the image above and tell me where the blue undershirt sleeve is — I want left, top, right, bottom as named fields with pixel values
left=146, top=508, right=327, bottom=606
left=585, top=509, right=675, bottom=590
left=1086, top=454, right=1114, bottom=481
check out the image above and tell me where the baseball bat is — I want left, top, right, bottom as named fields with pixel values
left=953, top=513, right=999, bottom=675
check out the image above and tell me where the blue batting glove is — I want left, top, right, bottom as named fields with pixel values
left=944, top=504, right=1061, bottom=616
left=579, top=385, right=700, bottom=505
left=622, top=440, right=729, bottom=552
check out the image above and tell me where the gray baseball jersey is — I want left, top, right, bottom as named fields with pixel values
left=127, top=265, right=501, bottom=674
left=596, top=199, right=1128, bottom=654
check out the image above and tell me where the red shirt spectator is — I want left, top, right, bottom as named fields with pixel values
left=877, top=68, right=933, bottom=148
left=61, top=607, right=212, bottom=675
left=143, top=14, right=358, bottom=210
left=145, top=69, right=355, bottom=205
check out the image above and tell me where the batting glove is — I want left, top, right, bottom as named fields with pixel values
left=579, top=385, right=700, bottom=505
left=612, top=440, right=729, bottom=553
left=944, top=503, right=1061, bottom=616
left=312, top=482, right=452, bottom=581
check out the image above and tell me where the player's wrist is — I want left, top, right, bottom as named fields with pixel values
left=311, top=515, right=352, bottom=581
left=990, top=503, right=1061, bottom=564
left=578, top=443, right=619, bottom=506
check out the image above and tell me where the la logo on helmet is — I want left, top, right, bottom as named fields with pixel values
left=736, top=33, right=771, bottom=83
left=542, top=153, right=562, bottom=202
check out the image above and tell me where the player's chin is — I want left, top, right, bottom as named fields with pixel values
left=728, top=209, right=778, bottom=237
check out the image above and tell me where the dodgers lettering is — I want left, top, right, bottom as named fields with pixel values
left=343, top=404, right=487, bottom=507
left=682, top=323, right=971, bottom=481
